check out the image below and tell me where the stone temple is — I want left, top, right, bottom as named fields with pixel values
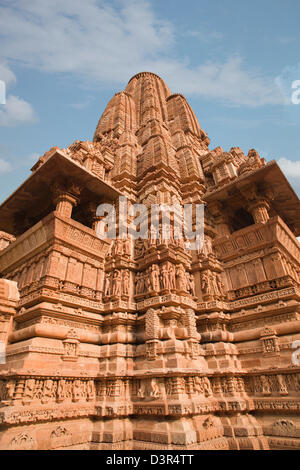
left=0, top=71, right=300, bottom=450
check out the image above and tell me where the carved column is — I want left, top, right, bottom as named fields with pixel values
left=207, top=201, right=231, bottom=237
left=248, top=198, right=270, bottom=224
left=54, top=193, right=78, bottom=218
left=0, top=232, right=15, bottom=251
left=239, top=182, right=270, bottom=224
left=85, top=200, right=112, bottom=239
left=52, top=183, right=81, bottom=218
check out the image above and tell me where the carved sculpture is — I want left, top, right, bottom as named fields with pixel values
left=0, top=71, right=299, bottom=451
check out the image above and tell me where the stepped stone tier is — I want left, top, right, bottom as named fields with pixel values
left=0, top=71, right=300, bottom=450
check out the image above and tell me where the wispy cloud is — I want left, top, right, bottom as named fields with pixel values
left=0, top=63, right=16, bottom=87
left=157, top=56, right=285, bottom=106
left=277, top=36, right=296, bottom=45
left=277, top=157, right=300, bottom=197
left=278, top=157, right=300, bottom=177
left=0, top=94, right=37, bottom=127
left=0, top=0, right=285, bottom=107
left=183, top=29, right=223, bottom=41
left=0, top=158, right=12, bottom=174
left=68, top=100, right=92, bottom=110
left=0, top=61, right=37, bottom=127
left=275, top=62, right=300, bottom=105
left=0, top=0, right=173, bottom=81
left=28, top=152, right=40, bottom=162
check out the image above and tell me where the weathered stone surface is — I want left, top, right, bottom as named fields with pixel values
left=0, top=71, right=299, bottom=450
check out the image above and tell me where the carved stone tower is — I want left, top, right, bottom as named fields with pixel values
left=0, top=72, right=300, bottom=450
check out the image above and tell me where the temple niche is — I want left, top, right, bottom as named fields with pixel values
left=0, top=71, right=300, bottom=450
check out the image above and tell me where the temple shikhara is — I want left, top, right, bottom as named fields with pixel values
left=1, top=71, right=300, bottom=450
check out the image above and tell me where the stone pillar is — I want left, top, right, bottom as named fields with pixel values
left=54, top=192, right=78, bottom=218
left=0, top=279, right=19, bottom=349
left=85, top=201, right=108, bottom=237
left=239, top=182, right=270, bottom=224
left=208, top=201, right=231, bottom=237
left=248, top=199, right=270, bottom=224
left=0, top=232, right=15, bottom=251
left=93, top=215, right=108, bottom=236
left=52, top=183, right=81, bottom=218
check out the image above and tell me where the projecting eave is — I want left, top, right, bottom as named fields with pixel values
left=0, top=149, right=122, bottom=235
left=203, top=160, right=300, bottom=237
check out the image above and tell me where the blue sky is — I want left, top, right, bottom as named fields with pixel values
left=0, top=0, right=300, bottom=203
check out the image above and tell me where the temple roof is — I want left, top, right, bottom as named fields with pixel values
left=204, top=160, right=300, bottom=236
left=93, top=71, right=209, bottom=144
left=0, top=149, right=121, bottom=235
left=127, top=71, right=166, bottom=85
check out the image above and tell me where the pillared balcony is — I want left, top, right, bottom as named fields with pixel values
left=214, top=215, right=300, bottom=301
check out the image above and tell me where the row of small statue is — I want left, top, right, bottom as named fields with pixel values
left=134, top=235, right=216, bottom=258
left=136, top=376, right=213, bottom=399
left=103, top=269, right=130, bottom=298
left=134, top=232, right=187, bottom=257
left=253, top=374, right=293, bottom=396
left=102, top=266, right=226, bottom=299
left=135, top=263, right=195, bottom=296
left=103, top=264, right=196, bottom=298
left=201, top=271, right=225, bottom=297
left=107, top=234, right=215, bottom=260
left=108, top=237, right=132, bottom=257
left=1, top=378, right=95, bottom=403
left=164, top=376, right=213, bottom=397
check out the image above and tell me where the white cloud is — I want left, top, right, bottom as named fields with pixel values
left=0, top=62, right=16, bottom=88
left=154, top=57, right=285, bottom=106
left=0, top=0, right=173, bottom=80
left=277, top=157, right=300, bottom=197
left=0, top=62, right=17, bottom=104
left=278, top=157, right=300, bottom=177
left=0, top=158, right=12, bottom=174
left=0, top=95, right=37, bottom=127
left=183, top=30, right=223, bottom=41
left=0, top=62, right=36, bottom=126
left=28, top=152, right=40, bottom=162
left=68, top=100, right=92, bottom=110
left=0, top=0, right=284, bottom=107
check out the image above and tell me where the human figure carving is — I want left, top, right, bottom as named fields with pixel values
left=176, top=264, right=187, bottom=291
left=187, top=273, right=195, bottom=296
left=150, top=379, right=160, bottom=398
left=64, top=342, right=74, bottom=356
left=23, top=379, right=35, bottom=401
left=43, top=379, right=55, bottom=401
left=194, top=376, right=203, bottom=394
left=72, top=380, right=82, bottom=401
left=123, top=236, right=131, bottom=256
left=150, top=226, right=158, bottom=246
left=112, top=270, right=122, bottom=297
left=144, top=270, right=151, bottom=293
left=216, top=274, right=225, bottom=297
left=203, top=377, right=213, bottom=397
left=150, top=264, right=160, bottom=292
left=57, top=379, right=67, bottom=401
left=169, top=264, right=176, bottom=290
left=113, top=237, right=123, bottom=256
left=261, top=375, right=271, bottom=395
left=122, top=270, right=130, bottom=296
left=86, top=380, right=95, bottom=401
left=135, top=272, right=145, bottom=295
left=135, top=272, right=141, bottom=294
left=104, top=273, right=111, bottom=297
left=201, top=271, right=213, bottom=296
left=161, top=264, right=170, bottom=290
left=137, top=381, right=145, bottom=398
